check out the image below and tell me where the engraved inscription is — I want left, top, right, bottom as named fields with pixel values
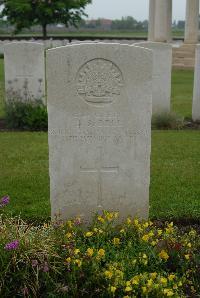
left=76, top=58, right=124, bottom=105
left=80, top=147, right=119, bottom=207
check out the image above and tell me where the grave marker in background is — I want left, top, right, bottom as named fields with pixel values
left=134, top=42, right=172, bottom=114
left=4, top=42, right=46, bottom=103
left=193, top=44, right=200, bottom=121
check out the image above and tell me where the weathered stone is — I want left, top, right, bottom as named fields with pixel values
left=192, top=45, right=200, bottom=121
left=4, top=42, right=45, bottom=103
left=134, top=42, right=172, bottom=114
left=47, top=43, right=152, bottom=221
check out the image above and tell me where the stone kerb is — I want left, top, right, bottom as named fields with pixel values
left=47, top=43, right=153, bottom=222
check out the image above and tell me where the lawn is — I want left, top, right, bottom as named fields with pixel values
left=171, top=69, right=194, bottom=119
left=0, top=57, right=199, bottom=222
left=0, top=131, right=200, bottom=222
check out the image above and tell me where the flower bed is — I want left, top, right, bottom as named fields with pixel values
left=0, top=196, right=200, bottom=297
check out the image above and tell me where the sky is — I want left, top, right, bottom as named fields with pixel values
left=85, top=0, right=187, bottom=21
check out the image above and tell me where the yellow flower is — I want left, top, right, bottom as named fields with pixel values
left=97, top=248, right=105, bottom=258
left=126, top=218, right=132, bottom=225
left=147, top=279, right=153, bottom=287
left=157, top=229, right=163, bottom=236
left=165, top=223, right=174, bottom=234
left=142, top=234, right=149, bottom=242
left=110, top=286, right=116, bottom=293
left=98, top=216, right=105, bottom=223
left=74, top=259, right=82, bottom=267
left=185, top=254, right=190, bottom=260
left=125, top=286, right=132, bottom=292
left=131, top=278, right=139, bottom=285
left=142, top=286, right=147, bottom=294
left=120, top=229, right=125, bottom=234
left=66, top=232, right=72, bottom=238
left=126, top=281, right=131, bottom=287
left=66, top=220, right=73, bottom=228
left=168, top=274, right=176, bottom=281
left=143, top=222, right=149, bottom=228
left=178, top=281, right=182, bottom=287
left=143, top=254, right=147, bottom=259
left=150, top=272, right=157, bottom=279
left=65, top=257, right=71, bottom=263
left=85, top=231, right=93, bottom=237
left=74, top=248, right=80, bottom=255
left=187, top=242, right=192, bottom=248
left=86, top=248, right=94, bottom=257
left=133, top=219, right=139, bottom=226
left=113, top=237, right=120, bottom=245
left=159, top=250, right=169, bottom=261
left=160, top=277, right=168, bottom=285
left=151, top=240, right=157, bottom=246
left=105, top=270, right=113, bottom=279
left=163, top=289, right=174, bottom=297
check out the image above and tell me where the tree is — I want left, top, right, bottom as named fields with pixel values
left=0, top=0, right=92, bottom=38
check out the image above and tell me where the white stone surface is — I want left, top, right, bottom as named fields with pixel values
left=52, top=40, right=64, bottom=48
left=153, top=0, right=172, bottom=42
left=148, top=0, right=156, bottom=41
left=47, top=43, right=152, bottom=221
left=185, top=0, right=199, bottom=44
left=4, top=42, right=46, bottom=103
left=134, top=42, right=172, bottom=114
left=192, top=45, right=200, bottom=121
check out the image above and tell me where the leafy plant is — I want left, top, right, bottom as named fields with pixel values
left=5, top=99, right=48, bottom=130
left=0, top=0, right=92, bottom=38
left=0, top=198, right=200, bottom=297
left=152, top=112, right=184, bottom=130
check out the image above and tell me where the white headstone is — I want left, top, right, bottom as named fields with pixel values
left=193, top=44, right=200, bottom=121
left=47, top=43, right=152, bottom=221
left=52, top=40, right=63, bottom=48
left=4, top=42, right=46, bottom=103
left=134, top=42, right=172, bottom=114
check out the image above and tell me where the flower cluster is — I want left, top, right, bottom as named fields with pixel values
left=0, top=210, right=200, bottom=297
left=0, top=195, right=10, bottom=208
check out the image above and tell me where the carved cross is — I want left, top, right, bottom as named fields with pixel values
left=80, top=147, right=119, bottom=208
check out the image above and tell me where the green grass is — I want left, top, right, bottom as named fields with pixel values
left=0, top=131, right=200, bottom=222
left=0, top=132, right=50, bottom=221
left=171, top=69, right=194, bottom=119
left=0, top=29, right=184, bottom=38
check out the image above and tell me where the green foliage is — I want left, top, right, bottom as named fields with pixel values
left=1, top=131, right=200, bottom=221
left=152, top=112, right=184, bottom=130
left=5, top=99, right=48, bottom=130
left=0, top=210, right=200, bottom=297
left=111, top=16, right=148, bottom=31
left=0, top=0, right=92, bottom=37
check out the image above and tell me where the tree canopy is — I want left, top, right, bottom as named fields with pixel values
left=0, top=0, right=92, bottom=38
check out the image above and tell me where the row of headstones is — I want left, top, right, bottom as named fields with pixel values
left=4, top=41, right=199, bottom=221
left=0, top=39, right=145, bottom=54
left=4, top=41, right=172, bottom=116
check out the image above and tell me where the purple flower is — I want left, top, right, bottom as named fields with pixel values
left=22, top=287, right=29, bottom=296
left=4, top=240, right=19, bottom=250
left=43, top=262, right=49, bottom=272
left=0, top=196, right=10, bottom=208
left=32, top=260, right=38, bottom=267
